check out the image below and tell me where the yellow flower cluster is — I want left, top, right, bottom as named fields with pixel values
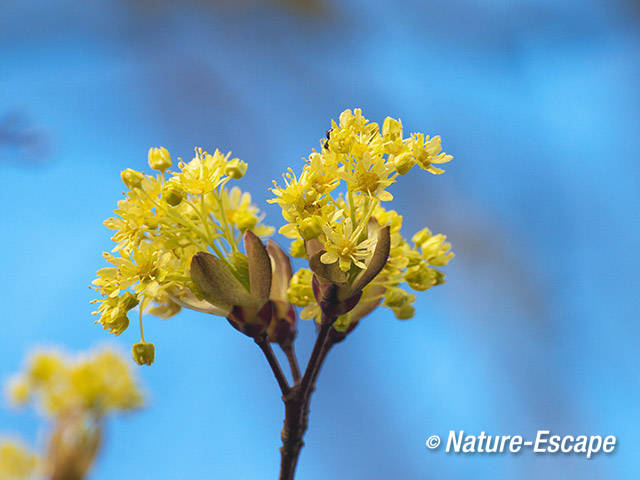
left=288, top=203, right=453, bottom=327
left=6, top=348, right=144, bottom=417
left=93, top=109, right=453, bottom=356
left=275, top=109, right=453, bottom=328
left=0, top=439, right=38, bottom=480
left=92, top=147, right=273, bottom=357
left=270, top=108, right=451, bottom=274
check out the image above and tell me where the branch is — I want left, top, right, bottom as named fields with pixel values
left=279, top=319, right=337, bottom=480
left=255, top=336, right=290, bottom=395
left=282, top=344, right=301, bottom=383
left=299, top=321, right=331, bottom=396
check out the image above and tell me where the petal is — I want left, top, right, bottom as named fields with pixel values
left=426, top=166, right=445, bottom=175
left=378, top=190, right=393, bottom=201
left=320, top=251, right=338, bottom=264
left=339, top=258, right=351, bottom=272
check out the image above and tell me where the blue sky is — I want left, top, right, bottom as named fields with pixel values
left=1, top=0, right=639, bottom=478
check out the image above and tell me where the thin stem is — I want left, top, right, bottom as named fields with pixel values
left=306, top=328, right=342, bottom=390
left=282, top=344, right=301, bottom=383
left=279, top=319, right=336, bottom=480
left=138, top=307, right=145, bottom=342
left=215, top=186, right=239, bottom=253
left=255, top=336, right=290, bottom=395
left=299, top=321, right=331, bottom=397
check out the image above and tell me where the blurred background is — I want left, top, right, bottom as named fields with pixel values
left=1, top=0, right=639, bottom=478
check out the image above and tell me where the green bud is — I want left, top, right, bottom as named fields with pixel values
left=384, top=288, right=414, bottom=308
left=162, top=182, right=185, bottom=206
left=121, top=168, right=144, bottom=189
left=224, top=158, right=248, bottom=179
left=298, top=216, right=323, bottom=240
left=432, top=269, right=446, bottom=286
left=132, top=342, right=155, bottom=366
left=148, top=146, right=172, bottom=171
left=405, top=263, right=437, bottom=291
left=393, top=303, right=415, bottom=320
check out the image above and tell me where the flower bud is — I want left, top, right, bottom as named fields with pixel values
left=224, top=158, right=248, bottom=179
left=121, top=168, right=144, bottom=189
left=411, top=228, right=432, bottom=247
left=148, top=146, right=172, bottom=171
left=132, top=342, right=155, bottom=366
left=162, top=182, right=185, bottom=206
left=120, top=291, right=139, bottom=311
left=392, top=303, right=415, bottom=320
left=103, top=315, right=129, bottom=336
left=383, top=288, right=414, bottom=308
left=393, top=152, right=415, bottom=175
left=405, top=263, right=440, bottom=291
left=298, top=216, right=323, bottom=240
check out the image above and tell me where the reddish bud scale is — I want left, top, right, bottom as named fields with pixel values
left=227, top=301, right=273, bottom=338
left=311, top=275, right=362, bottom=320
left=267, top=302, right=297, bottom=346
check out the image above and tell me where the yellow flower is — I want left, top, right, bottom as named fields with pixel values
left=320, top=217, right=373, bottom=272
left=289, top=239, right=306, bottom=258
left=94, top=145, right=273, bottom=359
left=7, top=348, right=144, bottom=418
left=222, top=187, right=274, bottom=236
left=0, top=439, right=38, bottom=480
left=162, top=180, right=185, bottom=206
left=287, top=269, right=314, bottom=307
left=266, top=109, right=454, bottom=331
left=412, top=228, right=454, bottom=266
left=5, top=377, right=30, bottom=405
left=408, top=134, right=453, bottom=175
left=120, top=168, right=145, bottom=189
left=178, top=148, right=229, bottom=195
left=338, top=151, right=396, bottom=201
left=224, top=158, right=248, bottom=179
left=96, top=110, right=454, bottom=349
left=270, top=167, right=332, bottom=227
left=271, top=108, right=453, bottom=279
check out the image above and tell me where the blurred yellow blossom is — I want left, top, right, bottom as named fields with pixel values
left=0, top=439, right=38, bottom=480
left=7, top=348, right=144, bottom=418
